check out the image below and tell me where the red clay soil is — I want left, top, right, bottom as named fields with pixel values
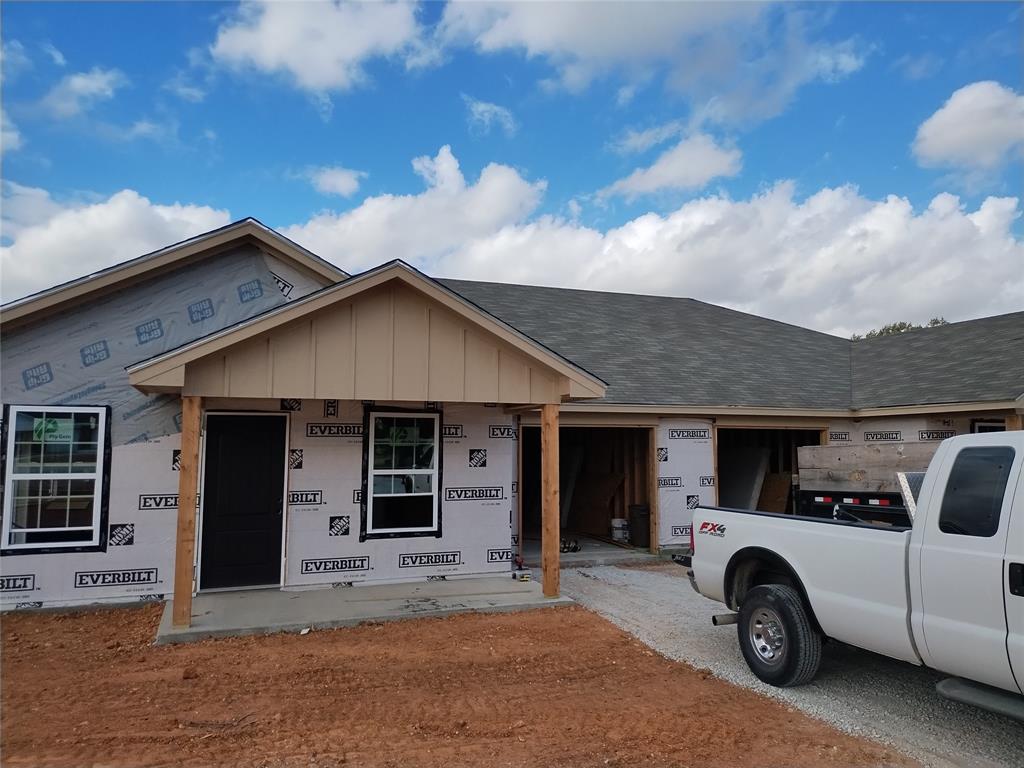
left=1, top=604, right=911, bottom=768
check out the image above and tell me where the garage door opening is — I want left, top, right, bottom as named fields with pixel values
left=520, top=426, right=653, bottom=560
left=716, top=428, right=821, bottom=514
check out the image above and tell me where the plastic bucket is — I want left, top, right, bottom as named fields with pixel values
left=611, top=518, right=630, bottom=542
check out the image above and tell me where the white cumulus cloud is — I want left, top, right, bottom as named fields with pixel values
left=211, top=0, right=421, bottom=94
left=462, top=94, right=517, bottom=137
left=600, top=134, right=742, bottom=200
left=308, top=165, right=367, bottom=198
left=4, top=149, right=1020, bottom=337
left=0, top=182, right=231, bottom=302
left=914, top=81, right=1024, bottom=171
left=40, top=67, right=127, bottom=118
left=438, top=3, right=868, bottom=125
left=282, top=145, right=545, bottom=271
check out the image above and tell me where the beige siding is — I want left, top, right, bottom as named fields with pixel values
left=183, top=281, right=566, bottom=403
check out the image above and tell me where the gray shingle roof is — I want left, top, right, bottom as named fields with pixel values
left=442, top=280, right=852, bottom=408
left=851, top=312, right=1024, bottom=408
left=441, top=279, right=1024, bottom=410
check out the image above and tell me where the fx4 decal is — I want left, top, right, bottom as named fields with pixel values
left=697, top=521, right=726, bottom=538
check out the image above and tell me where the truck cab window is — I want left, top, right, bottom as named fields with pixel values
left=938, top=446, right=1014, bottom=538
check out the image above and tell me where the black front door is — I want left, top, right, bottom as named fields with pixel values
left=200, top=414, right=286, bottom=589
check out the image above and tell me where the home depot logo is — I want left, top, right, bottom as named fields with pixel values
left=280, top=399, right=302, bottom=412
left=920, top=430, right=956, bottom=441
left=289, top=490, right=324, bottom=505
left=74, top=569, right=158, bottom=588
left=306, top=423, right=363, bottom=437
left=399, top=551, right=461, bottom=568
left=0, top=575, right=35, bottom=592
left=864, top=431, right=902, bottom=442
left=442, top=424, right=464, bottom=438
left=686, top=495, right=700, bottom=509
left=669, top=429, right=710, bottom=440
left=301, top=557, right=369, bottom=574
left=108, top=524, right=135, bottom=547
left=488, top=425, right=517, bottom=439
left=329, top=516, right=350, bottom=536
left=656, top=447, right=668, bottom=462
left=289, top=449, right=303, bottom=469
left=469, top=449, right=487, bottom=467
left=445, top=487, right=503, bottom=501
left=487, top=548, right=513, bottom=563
left=659, top=477, right=682, bottom=488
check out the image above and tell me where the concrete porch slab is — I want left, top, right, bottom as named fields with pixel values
left=522, top=535, right=660, bottom=570
left=156, top=576, right=572, bottom=644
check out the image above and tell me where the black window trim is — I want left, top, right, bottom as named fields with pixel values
left=0, top=403, right=112, bottom=556
left=359, top=403, right=444, bottom=542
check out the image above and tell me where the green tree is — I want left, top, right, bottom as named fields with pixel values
left=851, top=317, right=948, bottom=341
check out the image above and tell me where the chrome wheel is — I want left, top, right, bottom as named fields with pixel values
left=748, top=607, right=786, bottom=665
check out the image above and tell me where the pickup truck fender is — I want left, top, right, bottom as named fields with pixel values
left=722, top=546, right=824, bottom=635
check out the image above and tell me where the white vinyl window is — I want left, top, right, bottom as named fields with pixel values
left=2, top=405, right=107, bottom=551
left=366, top=412, right=439, bottom=535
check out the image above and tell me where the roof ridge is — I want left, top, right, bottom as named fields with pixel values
left=440, top=277, right=849, bottom=343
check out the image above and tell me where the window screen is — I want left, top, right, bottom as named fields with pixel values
left=366, top=413, right=439, bottom=535
left=3, top=406, right=109, bottom=551
left=938, top=446, right=1014, bottom=538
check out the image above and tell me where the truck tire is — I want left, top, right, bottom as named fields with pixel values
left=737, top=584, right=822, bottom=687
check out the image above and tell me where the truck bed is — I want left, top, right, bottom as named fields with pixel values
left=690, top=505, right=921, bottom=665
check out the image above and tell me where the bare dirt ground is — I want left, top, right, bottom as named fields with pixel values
left=1, top=603, right=911, bottom=768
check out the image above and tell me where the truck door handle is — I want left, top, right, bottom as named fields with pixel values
left=1010, top=563, right=1024, bottom=597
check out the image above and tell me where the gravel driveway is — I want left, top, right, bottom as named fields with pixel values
left=561, top=563, right=1023, bottom=768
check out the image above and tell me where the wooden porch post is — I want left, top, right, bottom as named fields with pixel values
left=541, top=403, right=560, bottom=598
left=1007, top=413, right=1023, bottom=431
left=172, top=395, right=203, bottom=628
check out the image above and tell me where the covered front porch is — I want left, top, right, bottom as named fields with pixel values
left=127, top=261, right=607, bottom=630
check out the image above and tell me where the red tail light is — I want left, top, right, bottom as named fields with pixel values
left=689, top=524, right=695, bottom=554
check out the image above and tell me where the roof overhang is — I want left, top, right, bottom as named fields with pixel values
left=0, top=218, right=347, bottom=329
left=127, top=260, right=607, bottom=404
left=530, top=399, right=1024, bottom=419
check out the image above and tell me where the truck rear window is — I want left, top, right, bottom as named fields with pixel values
left=938, top=446, right=1015, bottom=538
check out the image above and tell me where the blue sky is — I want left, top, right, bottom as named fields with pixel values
left=1, top=1, right=1021, bottom=335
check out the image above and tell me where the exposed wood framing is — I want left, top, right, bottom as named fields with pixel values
left=172, top=395, right=203, bottom=628
left=1007, top=413, right=1023, bottom=431
left=541, top=403, right=560, bottom=598
left=711, top=424, right=720, bottom=506
left=516, top=414, right=524, bottom=559
left=647, top=427, right=659, bottom=554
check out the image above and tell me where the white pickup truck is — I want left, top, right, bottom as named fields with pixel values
left=686, top=431, right=1024, bottom=720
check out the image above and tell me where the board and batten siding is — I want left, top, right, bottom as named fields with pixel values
left=183, top=282, right=565, bottom=404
